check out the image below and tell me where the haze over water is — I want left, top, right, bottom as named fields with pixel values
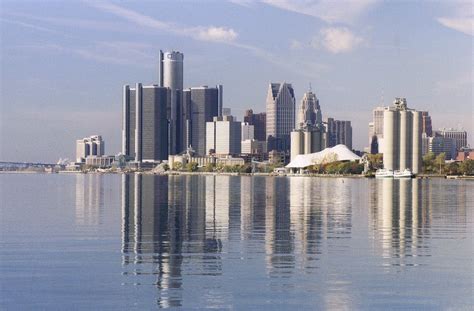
left=1, top=174, right=472, bottom=310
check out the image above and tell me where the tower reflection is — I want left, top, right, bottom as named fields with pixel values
left=372, top=178, right=431, bottom=267
left=75, top=173, right=104, bottom=227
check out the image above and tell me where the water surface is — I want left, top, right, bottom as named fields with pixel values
left=1, top=174, right=472, bottom=310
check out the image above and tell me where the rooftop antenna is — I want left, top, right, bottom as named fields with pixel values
left=381, top=88, right=384, bottom=106
left=309, top=82, right=312, bottom=92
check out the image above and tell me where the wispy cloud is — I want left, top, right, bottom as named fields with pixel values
left=85, top=0, right=326, bottom=77
left=0, top=17, right=63, bottom=35
left=312, top=27, right=363, bottom=53
left=261, top=0, right=378, bottom=24
left=85, top=0, right=238, bottom=43
left=436, top=1, right=473, bottom=36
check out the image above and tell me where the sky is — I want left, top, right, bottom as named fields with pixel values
left=0, top=0, right=473, bottom=163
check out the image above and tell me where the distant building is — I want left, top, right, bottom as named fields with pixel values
left=76, top=135, right=104, bottom=163
left=241, top=139, right=267, bottom=155
left=421, top=111, right=432, bottom=136
left=181, top=86, right=220, bottom=156
left=222, top=108, right=232, bottom=116
left=298, top=91, right=321, bottom=128
left=368, top=106, right=385, bottom=153
left=266, top=82, right=295, bottom=152
left=428, top=136, right=456, bottom=160
left=122, top=83, right=169, bottom=163
left=382, top=98, right=422, bottom=174
left=456, top=149, right=474, bottom=161
left=241, top=122, right=254, bottom=141
left=326, top=118, right=352, bottom=150
left=435, top=128, right=468, bottom=151
left=206, top=115, right=242, bottom=155
left=159, top=50, right=183, bottom=155
left=243, top=109, right=266, bottom=141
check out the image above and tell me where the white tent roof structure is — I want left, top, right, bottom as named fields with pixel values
left=286, top=144, right=361, bottom=169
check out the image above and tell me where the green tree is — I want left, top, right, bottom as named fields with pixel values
left=460, top=159, right=474, bottom=175
left=162, top=163, right=169, bottom=171
left=434, top=152, right=446, bottom=174
left=186, top=162, right=198, bottom=172
left=173, top=161, right=182, bottom=171
left=446, top=162, right=459, bottom=175
left=423, top=152, right=436, bottom=173
left=204, top=162, right=216, bottom=172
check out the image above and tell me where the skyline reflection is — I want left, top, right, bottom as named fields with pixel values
left=117, top=174, right=470, bottom=308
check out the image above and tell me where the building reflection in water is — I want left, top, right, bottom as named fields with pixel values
left=120, top=174, right=469, bottom=307
left=371, top=178, right=431, bottom=268
left=75, top=173, right=104, bottom=227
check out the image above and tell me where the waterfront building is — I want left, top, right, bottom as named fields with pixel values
left=290, top=125, right=327, bottom=161
left=181, top=86, right=220, bottom=156
left=85, top=155, right=115, bottom=168
left=159, top=50, right=184, bottom=155
left=428, top=136, right=456, bottom=160
left=326, top=118, right=352, bottom=149
left=241, top=122, right=254, bottom=141
left=435, top=128, right=468, bottom=151
left=243, top=109, right=266, bottom=142
left=456, top=149, right=474, bottom=161
left=76, top=135, right=105, bottom=163
left=122, top=83, right=169, bottom=163
left=206, top=115, right=242, bottom=155
left=298, top=91, right=321, bottom=128
left=266, top=83, right=295, bottom=152
left=382, top=98, right=422, bottom=174
left=287, top=144, right=360, bottom=172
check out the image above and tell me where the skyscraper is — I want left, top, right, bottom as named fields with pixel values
left=368, top=106, right=385, bottom=153
left=159, top=50, right=184, bottom=155
left=266, top=83, right=295, bottom=152
left=298, top=91, right=321, bottom=128
left=326, top=118, right=352, bottom=149
left=241, top=122, right=254, bottom=141
left=243, top=109, right=266, bottom=142
left=181, top=86, right=220, bottom=156
left=123, top=83, right=169, bottom=163
left=382, top=98, right=422, bottom=174
left=421, top=111, right=432, bottom=136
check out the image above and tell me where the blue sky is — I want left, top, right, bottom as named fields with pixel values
left=1, top=0, right=472, bottom=162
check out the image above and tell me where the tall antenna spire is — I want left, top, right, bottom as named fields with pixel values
left=381, top=88, right=384, bottom=106
left=309, top=82, right=312, bottom=92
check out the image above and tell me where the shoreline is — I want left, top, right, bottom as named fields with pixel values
left=2, top=170, right=473, bottom=179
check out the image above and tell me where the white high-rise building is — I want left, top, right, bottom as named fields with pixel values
left=368, top=106, right=385, bottom=153
left=206, top=116, right=242, bottom=155
left=382, top=98, right=422, bottom=174
left=241, top=122, right=254, bottom=141
left=76, top=135, right=105, bottom=163
left=266, top=82, right=295, bottom=151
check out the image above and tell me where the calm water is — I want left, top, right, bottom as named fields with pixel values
left=1, top=174, right=472, bottom=310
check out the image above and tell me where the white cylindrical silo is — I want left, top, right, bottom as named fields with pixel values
left=291, top=131, right=303, bottom=161
left=399, top=110, right=412, bottom=170
left=383, top=109, right=398, bottom=170
left=412, top=111, right=422, bottom=174
left=304, top=131, right=312, bottom=154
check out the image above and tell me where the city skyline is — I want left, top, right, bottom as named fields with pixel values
left=1, top=0, right=472, bottom=162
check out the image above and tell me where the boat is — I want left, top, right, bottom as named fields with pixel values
left=394, top=169, right=413, bottom=178
left=375, top=169, right=394, bottom=178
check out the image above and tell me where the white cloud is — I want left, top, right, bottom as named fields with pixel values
left=85, top=0, right=238, bottom=43
left=262, top=0, right=378, bottom=24
left=437, top=17, right=473, bottom=36
left=194, top=26, right=238, bottom=43
left=436, top=1, right=473, bottom=36
left=289, top=39, right=303, bottom=50
left=314, top=27, right=363, bottom=53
